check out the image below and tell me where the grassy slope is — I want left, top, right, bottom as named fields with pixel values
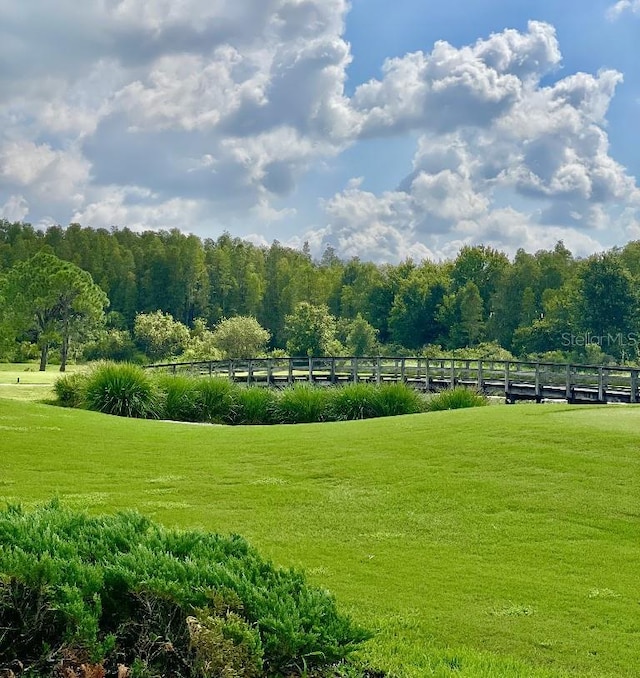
left=1, top=397, right=639, bottom=677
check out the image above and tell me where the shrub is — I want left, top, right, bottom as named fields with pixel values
left=188, top=610, right=263, bottom=678
left=83, top=328, right=141, bottom=363
left=275, top=383, right=332, bottom=424
left=84, top=362, right=158, bottom=418
left=426, top=386, right=488, bottom=412
left=0, top=502, right=369, bottom=677
left=329, top=383, right=380, bottom=421
left=210, top=316, right=271, bottom=359
left=229, top=387, right=278, bottom=425
left=373, top=383, right=425, bottom=417
left=53, top=372, right=88, bottom=408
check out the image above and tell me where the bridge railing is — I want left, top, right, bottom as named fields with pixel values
left=144, top=356, right=640, bottom=403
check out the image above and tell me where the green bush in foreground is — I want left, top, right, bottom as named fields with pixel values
left=0, top=501, right=369, bottom=677
left=426, top=387, right=488, bottom=411
left=83, top=362, right=158, bottom=418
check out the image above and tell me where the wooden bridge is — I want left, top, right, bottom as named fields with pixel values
left=145, top=356, right=640, bottom=404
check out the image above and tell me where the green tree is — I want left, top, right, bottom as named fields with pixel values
left=457, top=281, right=484, bottom=346
left=3, top=251, right=108, bottom=371
left=178, top=318, right=222, bottom=361
left=576, top=252, right=638, bottom=360
left=0, top=272, right=12, bottom=358
left=451, top=245, right=509, bottom=309
left=211, top=316, right=271, bottom=358
left=344, top=314, right=379, bottom=356
left=284, top=303, right=338, bottom=356
left=388, top=263, right=449, bottom=349
left=133, top=310, right=190, bottom=362
left=486, top=249, right=540, bottom=349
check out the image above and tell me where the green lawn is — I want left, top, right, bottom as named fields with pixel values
left=1, top=396, right=639, bottom=677
left=0, top=363, right=83, bottom=401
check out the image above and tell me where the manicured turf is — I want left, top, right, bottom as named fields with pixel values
left=0, top=363, right=82, bottom=401
left=1, top=396, right=639, bottom=677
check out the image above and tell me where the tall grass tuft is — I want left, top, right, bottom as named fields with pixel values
left=426, top=386, right=488, bottom=411
left=155, top=374, right=202, bottom=421
left=84, top=362, right=158, bottom=418
left=329, top=382, right=380, bottom=420
left=373, top=382, right=425, bottom=417
left=229, top=386, right=278, bottom=425
left=275, top=383, right=332, bottom=424
left=195, top=377, right=236, bottom=423
left=53, top=372, right=88, bottom=408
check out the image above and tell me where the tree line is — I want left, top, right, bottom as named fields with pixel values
left=1, top=219, right=640, bottom=367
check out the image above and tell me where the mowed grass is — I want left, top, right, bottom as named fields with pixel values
left=1, top=397, right=639, bottom=677
left=0, top=363, right=83, bottom=401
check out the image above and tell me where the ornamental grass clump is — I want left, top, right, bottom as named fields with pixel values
left=372, top=383, right=425, bottom=417
left=83, top=362, right=158, bottom=418
left=426, top=386, right=488, bottom=411
left=155, top=373, right=202, bottom=421
left=275, top=383, right=332, bottom=424
left=0, top=501, right=369, bottom=678
left=228, top=386, right=278, bottom=425
left=329, top=382, right=380, bottom=420
left=194, top=376, right=236, bottom=423
left=53, top=371, right=88, bottom=408
left=154, top=374, right=236, bottom=422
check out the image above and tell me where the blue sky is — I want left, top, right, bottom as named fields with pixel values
left=0, top=0, right=638, bottom=262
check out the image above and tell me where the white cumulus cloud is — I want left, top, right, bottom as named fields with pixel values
left=607, top=0, right=640, bottom=19
left=0, top=4, right=637, bottom=262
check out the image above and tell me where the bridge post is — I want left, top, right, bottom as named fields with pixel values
left=228, top=360, right=233, bottom=381
left=288, top=359, right=293, bottom=384
left=425, top=359, right=430, bottom=392
left=598, top=367, right=605, bottom=402
left=247, top=360, right=253, bottom=385
left=565, top=364, right=572, bottom=402
left=267, top=359, right=273, bottom=385
left=631, top=370, right=638, bottom=403
left=535, top=363, right=541, bottom=402
left=308, top=356, right=313, bottom=383
left=208, top=361, right=213, bottom=377
left=376, top=357, right=381, bottom=385
left=504, top=361, right=510, bottom=402
left=352, top=357, right=358, bottom=383
left=477, top=360, right=483, bottom=391
left=450, top=358, right=455, bottom=389
left=401, top=358, right=406, bottom=383
left=331, top=357, right=337, bottom=384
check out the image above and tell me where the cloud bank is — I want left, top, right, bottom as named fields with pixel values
left=0, top=2, right=638, bottom=261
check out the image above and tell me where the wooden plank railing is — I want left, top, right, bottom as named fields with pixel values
left=144, top=357, right=640, bottom=404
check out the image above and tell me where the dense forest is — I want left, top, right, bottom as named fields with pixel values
left=1, top=219, right=639, bottom=366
